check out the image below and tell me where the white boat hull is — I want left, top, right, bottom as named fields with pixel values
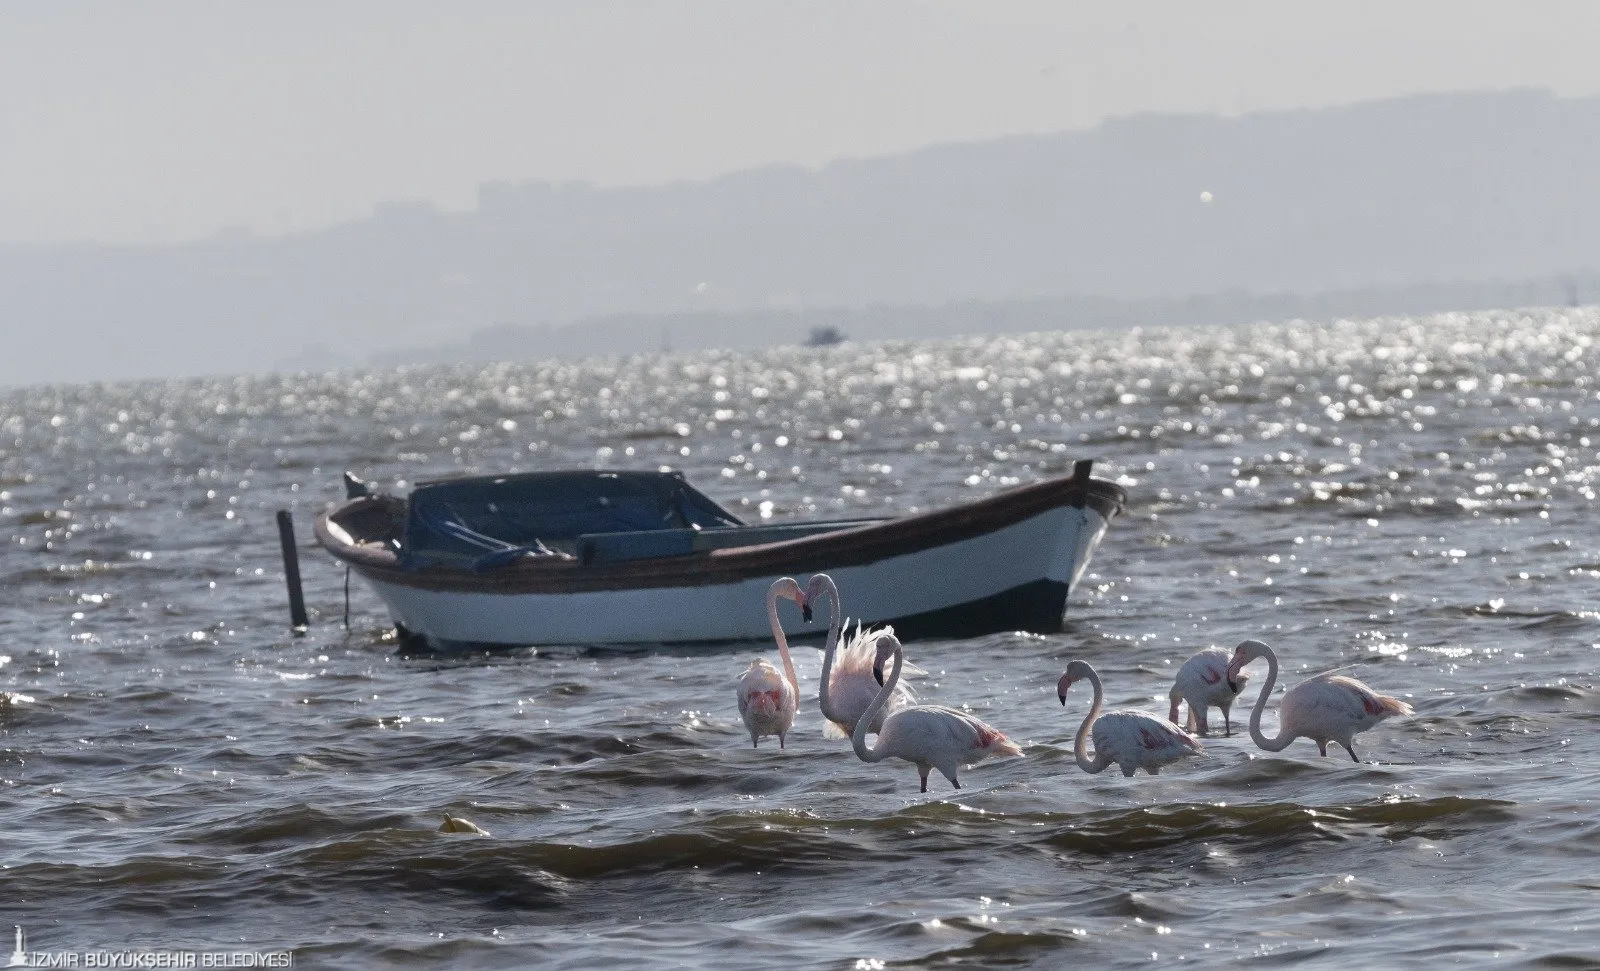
left=358, top=503, right=1111, bottom=647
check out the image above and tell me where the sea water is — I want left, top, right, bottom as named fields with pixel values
left=3, top=308, right=1598, bottom=967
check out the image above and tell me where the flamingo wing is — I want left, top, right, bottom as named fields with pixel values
left=1324, top=674, right=1413, bottom=718
left=1283, top=676, right=1372, bottom=730
left=1095, top=710, right=1202, bottom=770
left=737, top=659, right=794, bottom=719
left=905, top=705, right=1021, bottom=758
left=833, top=622, right=925, bottom=680
left=738, top=658, right=784, bottom=692
left=822, top=673, right=882, bottom=737
left=1132, top=714, right=1204, bottom=754
left=1173, top=649, right=1246, bottom=725
left=825, top=622, right=916, bottom=736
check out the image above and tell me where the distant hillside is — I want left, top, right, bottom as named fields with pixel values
left=4, top=88, right=1599, bottom=387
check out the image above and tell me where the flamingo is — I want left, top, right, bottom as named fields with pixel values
left=735, top=577, right=805, bottom=748
left=1059, top=660, right=1203, bottom=777
left=852, top=632, right=1021, bottom=792
left=1168, top=648, right=1250, bottom=736
left=1227, top=639, right=1413, bottom=761
left=805, top=573, right=915, bottom=737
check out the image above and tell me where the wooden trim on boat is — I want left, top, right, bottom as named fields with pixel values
left=314, top=464, right=1126, bottom=596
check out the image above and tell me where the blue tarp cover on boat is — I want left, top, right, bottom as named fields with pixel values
left=398, top=470, right=744, bottom=571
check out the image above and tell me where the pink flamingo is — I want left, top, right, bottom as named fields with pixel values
left=805, top=573, right=914, bottom=738
left=1227, top=639, right=1413, bottom=761
left=1059, top=660, right=1203, bottom=777
left=1168, top=648, right=1250, bottom=737
left=852, top=632, right=1021, bottom=792
left=735, top=577, right=804, bottom=748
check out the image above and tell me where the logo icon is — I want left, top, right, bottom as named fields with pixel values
left=7, top=926, right=27, bottom=968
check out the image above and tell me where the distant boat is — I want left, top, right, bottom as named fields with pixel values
left=315, top=461, right=1126, bottom=650
left=804, top=325, right=847, bottom=347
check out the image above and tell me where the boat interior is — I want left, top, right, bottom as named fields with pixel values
left=341, top=470, right=886, bottom=571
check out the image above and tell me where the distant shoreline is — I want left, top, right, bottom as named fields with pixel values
left=347, top=273, right=1595, bottom=373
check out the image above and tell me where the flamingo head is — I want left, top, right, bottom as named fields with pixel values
left=870, top=632, right=903, bottom=686
left=1228, top=639, right=1272, bottom=680
left=803, top=573, right=839, bottom=624
left=770, top=577, right=810, bottom=621
left=1057, top=659, right=1095, bottom=704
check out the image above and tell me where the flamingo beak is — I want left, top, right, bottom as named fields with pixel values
left=873, top=664, right=885, bottom=686
left=1227, top=678, right=1240, bottom=692
left=1058, top=693, right=1067, bottom=705
left=801, top=602, right=813, bottom=623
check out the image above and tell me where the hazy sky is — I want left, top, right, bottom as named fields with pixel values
left=4, top=1, right=1600, bottom=246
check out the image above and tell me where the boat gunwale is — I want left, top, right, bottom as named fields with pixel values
left=313, top=468, right=1125, bottom=595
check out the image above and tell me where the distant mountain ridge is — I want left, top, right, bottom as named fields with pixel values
left=3, top=88, right=1598, bottom=387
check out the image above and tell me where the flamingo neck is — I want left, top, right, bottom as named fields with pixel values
left=815, top=575, right=844, bottom=724
left=1247, top=648, right=1294, bottom=752
left=851, top=643, right=899, bottom=764
left=766, top=585, right=800, bottom=695
left=1074, top=668, right=1106, bottom=774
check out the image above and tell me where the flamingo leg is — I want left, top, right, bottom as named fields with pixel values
left=1194, top=709, right=1210, bottom=736
left=1342, top=742, right=1359, bottom=762
left=918, top=767, right=930, bottom=792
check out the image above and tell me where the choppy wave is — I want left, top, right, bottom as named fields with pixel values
left=4, top=308, right=1600, bottom=967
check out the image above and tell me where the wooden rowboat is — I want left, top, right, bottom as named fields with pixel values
left=314, top=460, right=1126, bottom=649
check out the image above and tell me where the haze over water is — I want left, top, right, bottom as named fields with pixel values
left=3, top=308, right=1599, bottom=967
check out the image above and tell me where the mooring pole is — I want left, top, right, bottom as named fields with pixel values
left=276, top=509, right=310, bottom=632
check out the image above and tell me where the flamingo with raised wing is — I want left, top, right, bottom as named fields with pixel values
left=805, top=573, right=914, bottom=737
left=852, top=633, right=1021, bottom=792
left=1059, top=660, right=1203, bottom=777
left=735, top=577, right=805, bottom=748
left=1227, top=639, right=1412, bottom=761
left=1168, top=648, right=1250, bottom=736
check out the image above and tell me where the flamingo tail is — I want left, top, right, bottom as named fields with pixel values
left=990, top=737, right=1024, bottom=758
left=1376, top=694, right=1414, bottom=716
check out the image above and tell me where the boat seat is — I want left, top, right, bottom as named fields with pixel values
left=576, top=529, right=697, bottom=564
left=401, top=502, right=564, bottom=571
left=574, top=518, right=885, bottom=564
